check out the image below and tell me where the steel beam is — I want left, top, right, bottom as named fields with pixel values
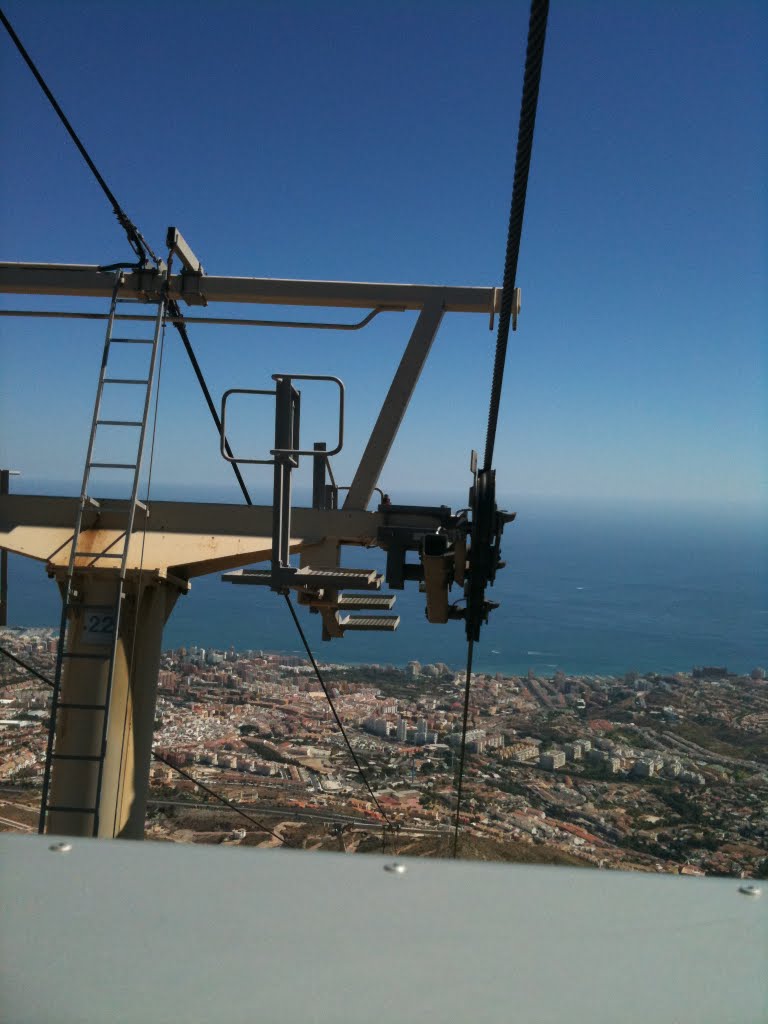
left=0, top=262, right=500, bottom=314
left=343, top=300, right=445, bottom=509
left=166, top=227, right=203, bottom=275
left=0, top=495, right=448, bottom=577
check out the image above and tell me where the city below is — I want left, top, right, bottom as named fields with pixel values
left=1, top=626, right=766, bottom=878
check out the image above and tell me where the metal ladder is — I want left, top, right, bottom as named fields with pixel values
left=39, top=283, right=166, bottom=836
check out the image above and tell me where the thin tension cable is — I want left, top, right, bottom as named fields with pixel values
left=0, top=10, right=251, bottom=503
left=283, top=594, right=395, bottom=829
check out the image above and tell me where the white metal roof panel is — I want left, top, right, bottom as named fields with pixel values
left=1, top=834, right=765, bottom=1024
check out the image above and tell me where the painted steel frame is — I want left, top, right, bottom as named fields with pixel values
left=0, top=261, right=499, bottom=512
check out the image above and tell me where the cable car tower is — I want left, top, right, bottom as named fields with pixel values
left=0, top=1, right=546, bottom=845
left=0, top=236, right=514, bottom=838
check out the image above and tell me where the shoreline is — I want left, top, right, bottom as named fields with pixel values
left=2, top=625, right=762, bottom=682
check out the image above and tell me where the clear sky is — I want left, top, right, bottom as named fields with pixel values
left=1, top=0, right=765, bottom=510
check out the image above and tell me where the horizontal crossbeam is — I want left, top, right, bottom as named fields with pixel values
left=0, top=494, right=449, bottom=578
left=0, top=262, right=500, bottom=314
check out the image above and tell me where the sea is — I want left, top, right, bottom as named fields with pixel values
left=4, top=483, right=766, bottom=679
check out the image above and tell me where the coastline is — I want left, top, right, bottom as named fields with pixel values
left=2, top=624, right=763, bottom=683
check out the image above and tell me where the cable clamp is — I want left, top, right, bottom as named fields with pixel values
left=512, top=287, right=522, bottom=331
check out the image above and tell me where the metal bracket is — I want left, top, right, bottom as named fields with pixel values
left=166, top=227, right=203, bottom=276
left=166, top=227, right=206, bottom=307
left=130, top=264, right=166, bottom=303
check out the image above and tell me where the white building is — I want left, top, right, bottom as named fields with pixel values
left=540, top=751, right=566, bottom=770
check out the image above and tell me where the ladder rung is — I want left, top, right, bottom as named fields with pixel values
left=103, top=378, right=149, bottom=385
left=73, top=550, right=123, bottom=558
left=57, top=702, right=107, bottom=711
left=51, top=753, right=102, bottom=762
left=96, top=419, right=144, bottom=427
left=109, top=337, right=154, bottom=344
left=83, top=496, right=101, bottom=509
left=88, top=462, right=137, bottom=469
left=45, top=805, right=97, bottom=814
left=61, top=651, right=110, bottom=660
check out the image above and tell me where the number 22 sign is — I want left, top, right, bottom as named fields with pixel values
left=80, top=607, right=116, bottom=646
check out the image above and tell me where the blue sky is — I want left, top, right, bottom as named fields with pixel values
left=1, top=0, right=765, bottom=510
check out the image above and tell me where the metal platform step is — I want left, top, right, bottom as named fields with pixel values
left=337, top=594, right=396, bottom=610
left=222, top=567, right=384, bottom=591
left=340, top=614, right=400, bottom=632
left=295, top=568, right=382, bottom=589
left=221, top=569, right=271, bottom=585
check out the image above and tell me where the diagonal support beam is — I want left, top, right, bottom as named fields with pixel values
left=343, top=300, right=444, bottom=510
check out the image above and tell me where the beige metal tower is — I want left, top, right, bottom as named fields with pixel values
left=0, top=249, right=507, bottom=838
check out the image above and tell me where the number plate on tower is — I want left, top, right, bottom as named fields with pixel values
left=80, top=607, right=116, bottom=646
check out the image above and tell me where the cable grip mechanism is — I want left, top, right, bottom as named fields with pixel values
left=462, top=450, right=515, bottom=641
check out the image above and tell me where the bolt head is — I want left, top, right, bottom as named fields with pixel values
left=383, top=862, right=407, bottom=875
left=49, top=842, right=72, bottom=853
left=738, top=884, right=761, bottom=897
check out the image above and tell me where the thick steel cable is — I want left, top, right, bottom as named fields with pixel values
left=0, top=645, right=291, bottom=845
left=0, top=7, right=159, bottom=267
left=283, top=594, right=395, bottom=829
left=450, top=0, right=550, bottom=859
left=451, top=638, right=474, bottom=859
left=166, top=300, right=253, bottom=506
left=483, top=0, right=550, bottom=471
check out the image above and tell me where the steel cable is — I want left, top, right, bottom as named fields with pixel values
left=0, top=8, right=258, bottom=504
left=0, top=643, right=54, bottom=686
left=0, top=7, right=159, bottom=266
left=455, top=0, right=550, bottom=857
left=451, top=639, right=474, bottom=858
left=483, top=0, right=550, bottom=471
left=0, top=10, right=257, bottom=508
left=0, top=645, right=291, bottom=845
left=150, top=752, right=293, bottom=847
left=166, top=300, right=254, bottom=505
left=283, top=594, right=395, bottom=829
